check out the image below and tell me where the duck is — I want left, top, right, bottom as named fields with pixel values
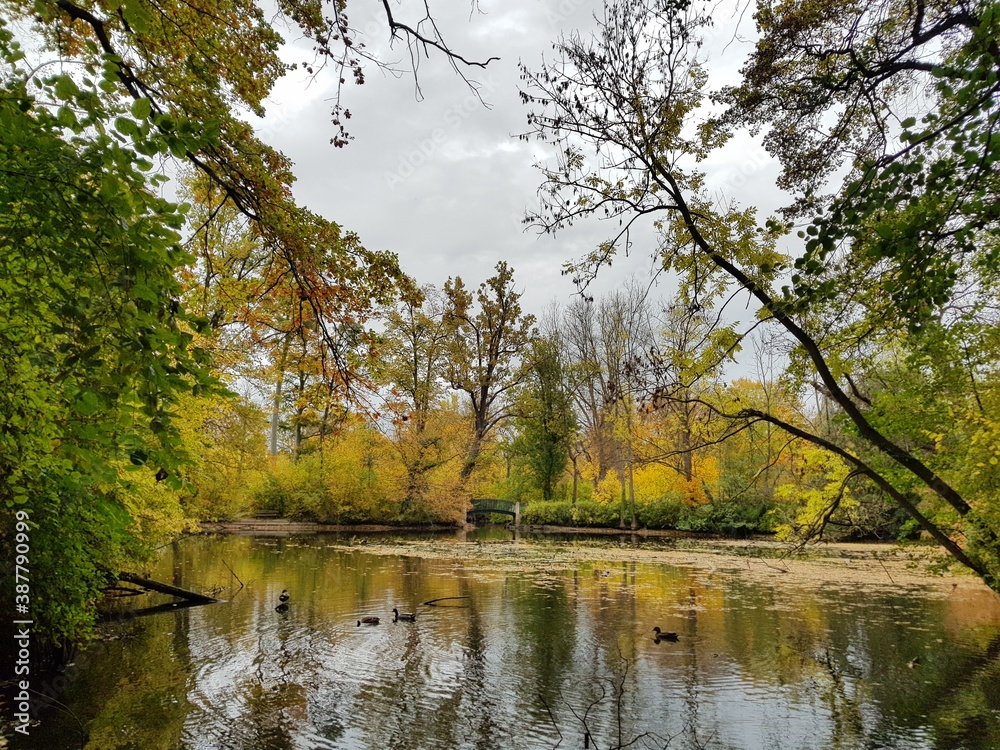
left=275, top=602, right=289, bottom=613
left=653, top=627, right=679, bottom=642
left=278, top=589, right=290, bottom=603
left=357, top=616, right=380, bottom=626
left=393, top=608, right=416, bottom=622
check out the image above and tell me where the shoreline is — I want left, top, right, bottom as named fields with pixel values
left=199, top=519, right=462, bottom=535
left=201, top=518, right=914, bottom=548
left=195, top=519, right=1000, bottom=595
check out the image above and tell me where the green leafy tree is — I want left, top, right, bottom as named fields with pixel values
left=382, top=286, right=467, bottom=512
left=444, top=262, right=536, bottom=480
left=513, top=334, right=577, bottom=501
left=0, top=0, right=497, bottom=650
left=0, top=28, right=215, bottom=650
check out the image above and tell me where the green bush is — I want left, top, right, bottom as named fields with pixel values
left=522, top=500, right=574, bottom=525
left=636, top=493, right=685, bottom=529
left=494, top=473, right=540, bottom=504
left=676, top=501, right=775, bottom=536
left=521, top=499, right=622, bottom=527
left=522, top=494, right=776, bottom=535
left=571, top=499, right=620, bottom=527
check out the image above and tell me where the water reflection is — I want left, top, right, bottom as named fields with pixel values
left=15, top=533, right=1000, bottom=750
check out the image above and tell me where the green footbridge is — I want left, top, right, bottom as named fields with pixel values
left=468, top=498, right=521, bottom=525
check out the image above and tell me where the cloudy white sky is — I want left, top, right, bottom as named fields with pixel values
left=251, top=0, right=783, bottom=318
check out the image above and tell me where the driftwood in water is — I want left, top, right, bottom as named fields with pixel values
left=422, top=595, right=470, bottom=606
left=119, top=572, right=219, bottom=604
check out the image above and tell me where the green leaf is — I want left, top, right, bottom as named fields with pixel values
left=54, top=75, right=78, bottom=101
left=76, top=391, right=100, bottom=416
left=114, top=117, right=137, bottom=136
left=131, top=97, right=152, bottom=119
left=57, top=106, right=78, bottom=129
left=120, top=0, right=151, bottom=34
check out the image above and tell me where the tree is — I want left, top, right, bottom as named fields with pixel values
left=0, top=30, right=215, bottom=651
left=562, top=297, right=618, bottom=484
left=381, top=286, right=467, bottom=510
left=176, top=392, right=269, bottom=521
left=638, top=299, right=719, bottom=502
left=383, top=287, right=451, bottom=432
left=178, top=173, right=388, bottom=460
left=443, top=262, right=536, bottom=480
left=513, top=332, right=577, bottom=501
left=9, top=0, right=497, bottom=399
left=596, top=286, right=655, bottom=528
left=520, top=0, right=1000, bottom=588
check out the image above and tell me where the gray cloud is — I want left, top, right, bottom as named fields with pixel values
left=253, top=0, right=777, bottom=316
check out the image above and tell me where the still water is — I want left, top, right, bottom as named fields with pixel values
left=14, top=531, right=1000, bottom=750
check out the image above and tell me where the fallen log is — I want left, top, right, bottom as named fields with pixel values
left=119, top=572, right=219, bottom=604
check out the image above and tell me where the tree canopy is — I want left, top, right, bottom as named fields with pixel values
left=0, top=23, right=216, bottom=644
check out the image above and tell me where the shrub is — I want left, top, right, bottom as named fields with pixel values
left=677, top=501, right=775, bottom=537
left=571, top=499, right=620, bottom=527
left=522, top=500, right=574, bottom=525
left=636, top=493, right=685, bottom=529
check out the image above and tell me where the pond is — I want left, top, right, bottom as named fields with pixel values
left=13, top=530, right=1000, bottom=750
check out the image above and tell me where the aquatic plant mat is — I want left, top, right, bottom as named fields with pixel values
left=316, top=535, right=991, bottom=596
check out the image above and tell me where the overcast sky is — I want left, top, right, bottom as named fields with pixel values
left=250, top=0, right=783, bottom=320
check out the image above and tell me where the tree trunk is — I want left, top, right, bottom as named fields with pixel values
left=269, top=376, right=283, bottom=457
left=119, top=573, right=218, bottom=604
left=269, top=335, right=291, bottom=458
left=628, top=456, right=637, bottom=530
left=571, top=453, right=579, bottom=505
left=460, top=434, right=482, bottom=480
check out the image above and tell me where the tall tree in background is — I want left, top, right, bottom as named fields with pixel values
left=562, top=298, right=617, bottom=483
left=597, top=285, right=654, bottom=528
left=513, top=332, right=577, bottom=501
left=382, top=287, right=466, bottom=509
left=444, top=262, right=536, bottom=480
left=521, top=0, right=1000, bottom=588
left=383, top=287, right=451, bottom=432
left=180, top=173, right=388, bottom=458
left=639, top=300, right=727, bottom=504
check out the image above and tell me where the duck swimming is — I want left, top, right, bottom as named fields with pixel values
left=393, top=608, right=416, bottom=622
left=357, top=616, right=380, bottom=626
left=278, top=589, right=290, bottom=603
left=653, top=627, right=679, bottom=642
